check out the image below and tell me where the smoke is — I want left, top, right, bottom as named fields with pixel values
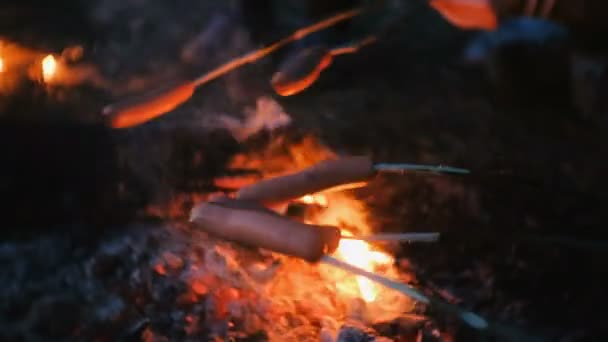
left=199, top=96, right=293, bottom=142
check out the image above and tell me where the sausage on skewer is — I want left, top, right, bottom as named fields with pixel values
left=190, top=198, right=341, bottom=262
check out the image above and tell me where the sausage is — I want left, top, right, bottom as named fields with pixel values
left=429, top=0, right=498, bottom=30
left=236, top=155, right=375, bottom=204
left=103, top=81, right=196, bottom=129
left=271, top=46, right=333, bottom=96
left=190, top=200, right=341, bottom=262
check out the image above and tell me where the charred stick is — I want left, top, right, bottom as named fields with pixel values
left=102, top=8, right=364, bottom=128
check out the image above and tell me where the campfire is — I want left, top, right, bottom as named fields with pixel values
left=0, top=8, right=480, bottom=339
left=145, top=135, right=423, bottom=341
left=6, top=2, right=594, bottom=340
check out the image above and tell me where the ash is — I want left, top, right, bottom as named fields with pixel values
left=0, top=222, right=427, bottom=341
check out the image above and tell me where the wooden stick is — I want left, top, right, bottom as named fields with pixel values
left=192, top=8, right=363, bottom=87
left=320, top=255, right=489, bottom=330
left=374, top=163, right=470, bottom=175
left=342, top=232, right=440, bottom=243
left=319, top=181, right=368, bottom=193
left=236, top=156, right=469, bottom=205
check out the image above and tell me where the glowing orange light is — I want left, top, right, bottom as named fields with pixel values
left=42, top=54, right=57, bottom=82
left=153, top=263, right=167, bottom=276
left=299, top=194, right=329, bottom=207
left=0, top=57, right=4, bottom=73
left=298, top=193, right=394, bottom=303
left=191, top=280, right=208, bottom=295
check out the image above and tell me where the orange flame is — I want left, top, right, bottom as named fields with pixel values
left=336, top=231, right=393, bottom=302
left=298, top=193, right=394, bottom=303
left=42, top=54, right=57, bottom=82
left=0, top=57, right=4, bottom=73
left=212, top=135, right=415, bottom=335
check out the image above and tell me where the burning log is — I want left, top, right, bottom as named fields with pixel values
left=189, top=198, right=341, bottom=262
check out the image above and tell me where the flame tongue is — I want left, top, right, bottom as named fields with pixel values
left=42, top=54, right=57, bottom=82
left=297, top=193, right=395, bottom=303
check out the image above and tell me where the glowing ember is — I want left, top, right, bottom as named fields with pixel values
left=42, top=54, right=57, bottom=82
left=154, top=263, right=167, bottom=276
left=191, top=280, right=208, bottom=295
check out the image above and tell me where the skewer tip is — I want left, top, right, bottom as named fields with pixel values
left=373, top=163, right=470, bottom=175
left=460, top=311, right=489, bottom=330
